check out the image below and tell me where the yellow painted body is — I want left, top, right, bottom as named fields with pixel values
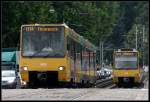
left=19, top=56, right=70, bottom=82
left=19, top=52, right=95, bottom=84
left=112, top=69, right=141, bottom=83
left=19, top=24, right=69, bottom=83
left=112, top=50, right=142, bottom=84
left=19, top=24, right=96, bottom=85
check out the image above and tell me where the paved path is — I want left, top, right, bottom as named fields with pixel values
left=2, top=88, right=148, bottom=100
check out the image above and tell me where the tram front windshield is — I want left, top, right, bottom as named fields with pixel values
left=115, top=56, right=138, bottom=69
left=22, top=26, right=65, bottom=57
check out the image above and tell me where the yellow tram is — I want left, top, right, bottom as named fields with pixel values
left=112, top=49, right=143, bottom=87
left=19, top=23, right=98, bottom=88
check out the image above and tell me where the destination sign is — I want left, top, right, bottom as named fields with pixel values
left=23, top=26, right=58, bottom=32
left=115, top=52, right=136, bottom=56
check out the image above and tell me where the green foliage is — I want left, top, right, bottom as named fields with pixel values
left=2, top=1, right=119, bottom=47
left=2, top=1, right=149, bottom=64
left=124, top=1, right=149, bottom=65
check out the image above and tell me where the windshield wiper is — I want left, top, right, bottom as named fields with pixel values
left=29, top=51, right=42, bottom=57
left=42, top=52, right=54, bottom=57
left=54, top=53, right=62, bottom=56
left=42, top=52, right=62, bottom=57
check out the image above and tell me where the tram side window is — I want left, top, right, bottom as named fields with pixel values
left=73, top=41, right=76, bottom=62
left=82, top=53, right=86, bottom=71
left=87, top=49, right=90, bottom=71
left=80, top=45, right=83, bottom=70
left=89, top=51, right=91, bottom=69
left=90, top=52, right=94, bottom=70
left=93, top=53, right=96, bottom=69
left=76, top=42, right=82, bottom=70
left=70, top=39, right=75, bottom=59
left=69, top=38, right=75, bottom=70
left=82, top=48, right=89, bottom=71
left=67, top=37, right=70, bottom=51
left=67, top=37, right=71, bottom=56
left=81, top=47, right=86, bottom=71
left=70, top=39, right=76, bottom=67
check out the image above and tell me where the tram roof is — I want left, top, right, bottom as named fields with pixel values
left=68, top=28, right=98, bottom=51
left=21, top=23, right=68, bottom=27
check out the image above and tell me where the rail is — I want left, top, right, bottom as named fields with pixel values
left=93, top=77, right=115, bottom=88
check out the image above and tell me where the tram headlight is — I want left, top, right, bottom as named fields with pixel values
left=21, top=81, right=27, bottom=85
left=58, top=66, right=65, bottom=71
left=21, top=66, right=28, bottom=71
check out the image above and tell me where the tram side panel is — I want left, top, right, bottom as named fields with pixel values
left=67, top=36, right=96, bottom=85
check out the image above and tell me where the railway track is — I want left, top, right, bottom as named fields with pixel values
left=93, top=78, right=115, bottom=88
